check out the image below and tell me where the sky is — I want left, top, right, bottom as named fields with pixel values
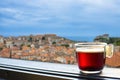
left=0, top=0, right=120, bottom=40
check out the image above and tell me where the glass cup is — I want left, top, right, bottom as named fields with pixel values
left=75, top=42, right=113, bottom=74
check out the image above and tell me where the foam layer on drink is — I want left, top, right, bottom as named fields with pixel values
left=76, top=48, right=104, bottom=53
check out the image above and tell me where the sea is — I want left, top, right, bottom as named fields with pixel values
left=64, top=36, right=95, bottom=42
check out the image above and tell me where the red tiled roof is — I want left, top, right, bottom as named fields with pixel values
left=106, top=52, right=120, bottom=67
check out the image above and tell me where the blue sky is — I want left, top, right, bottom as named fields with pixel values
left=0, top=0, right=120, bottom=39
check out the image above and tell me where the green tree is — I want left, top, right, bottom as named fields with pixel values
left=20, top=43, right=24, bottom=50
left=0, top=47, right=3, bottom=51
left=98, top=37, right=109, bottom=43
left=27, top=44, right=31, bottom=47
left=28, top=37, right=33, bottom=42
left=52, top=41, right=56, bottom=45
left=42, top=37, right=45, bottom=40
left=115, top=40, right=120, bottom=46
left=61, top=44, right=69, bottom=47
left=108, top=37, right=114, bottom=43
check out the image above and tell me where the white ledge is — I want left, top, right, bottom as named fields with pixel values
left=0, top=58, right=120, bottom=79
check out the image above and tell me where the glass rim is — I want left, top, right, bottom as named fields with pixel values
left=75, top=42, right=107, bottom=47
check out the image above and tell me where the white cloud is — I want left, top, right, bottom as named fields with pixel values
left=0, top=7, right=23, bottom=20
left=0, top=8, right=16, bottom=13
left=1, top=0, right=120, bottom=29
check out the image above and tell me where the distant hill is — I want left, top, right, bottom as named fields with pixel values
left=94, top=34, right=120, bottom=46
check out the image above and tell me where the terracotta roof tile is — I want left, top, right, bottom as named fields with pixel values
left=106, top=52, right=120, bottom=67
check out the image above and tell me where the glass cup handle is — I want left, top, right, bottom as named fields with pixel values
left=105, top=44, right=114, bottom=58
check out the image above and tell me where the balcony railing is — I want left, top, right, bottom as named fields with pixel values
left=0, top=58, right=120, bottom=80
